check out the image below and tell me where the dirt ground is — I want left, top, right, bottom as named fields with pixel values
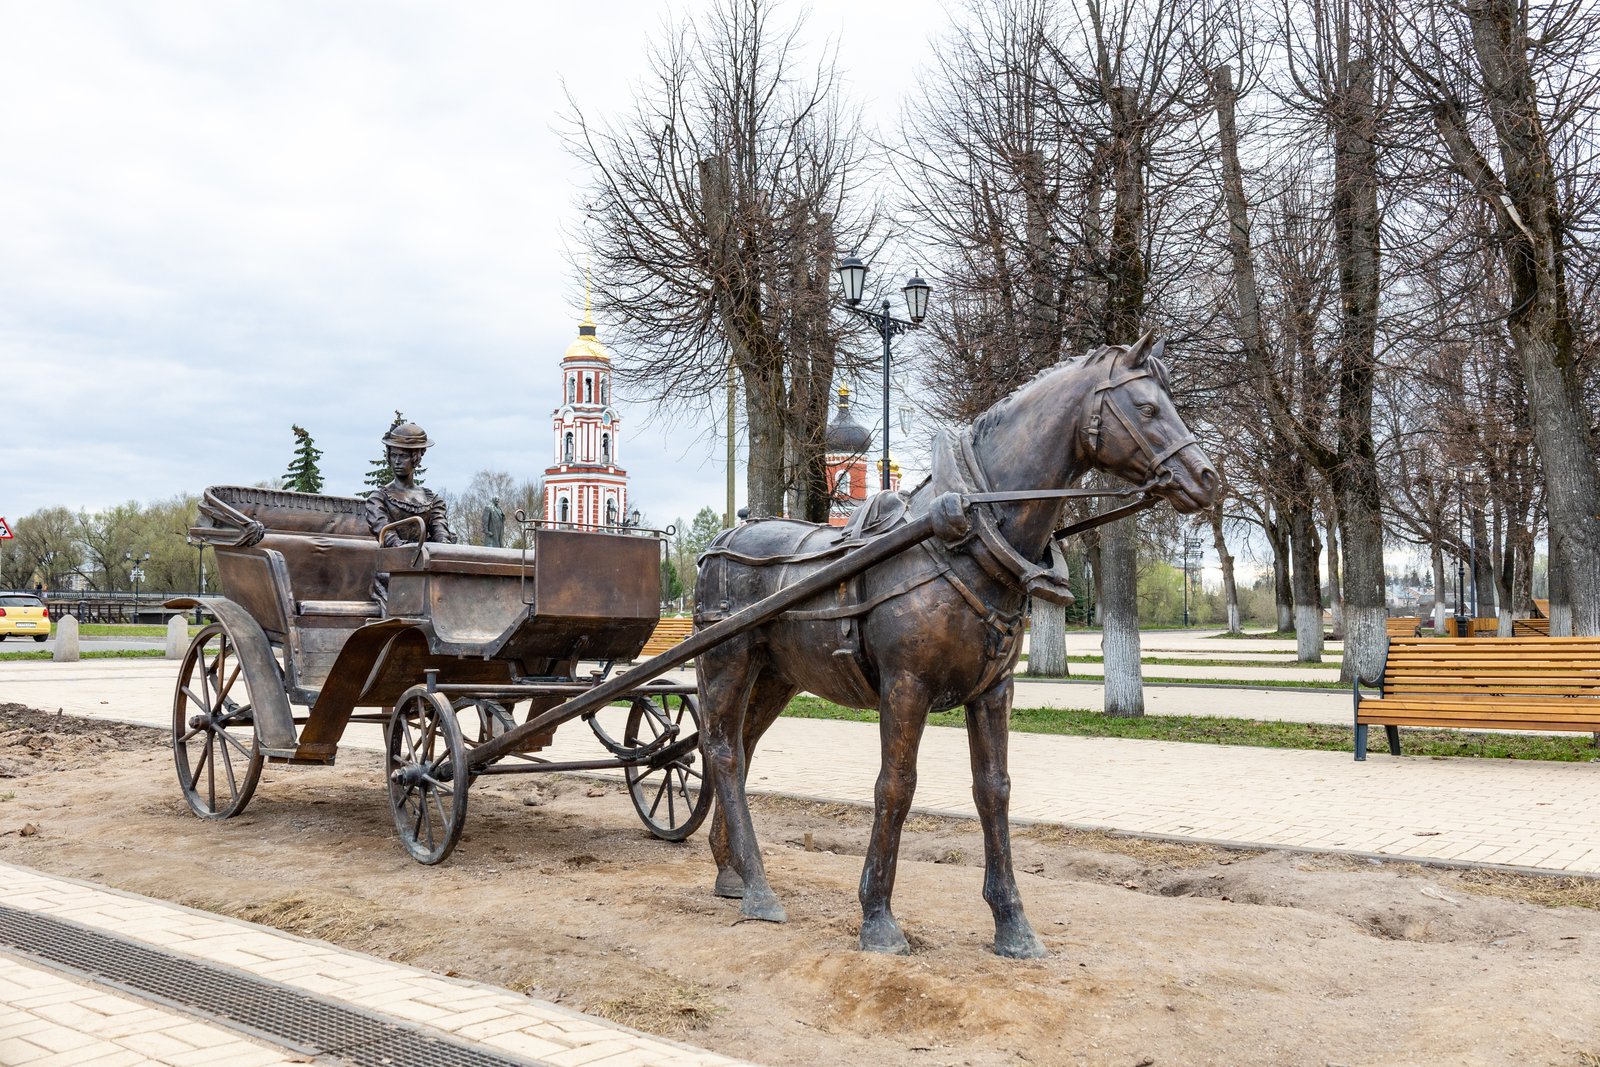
left=1, top=704, right=1598, bottom=1067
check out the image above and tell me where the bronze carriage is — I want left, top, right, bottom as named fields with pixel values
left=170, top=485, right=708, bottom=863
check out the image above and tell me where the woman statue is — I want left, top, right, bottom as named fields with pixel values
left=366, top=420, right=455, bottom=607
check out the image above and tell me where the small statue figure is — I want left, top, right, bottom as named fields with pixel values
left=366, top=420, right=455, bottom=607
left=482, top=496, right=505, bottom=548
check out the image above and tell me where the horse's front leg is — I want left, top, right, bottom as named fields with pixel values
left=966, top=675, right=1046, bottom=958
left=699, top=647, right=787, bottom=923
left=858, top=673, right=931, bottom=955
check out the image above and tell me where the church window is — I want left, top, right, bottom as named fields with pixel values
left=599, top=378, right=607, bottom=404
left=606, top=499, right=618, bottom=526
left=585, top=376, right=593, bottom=403
left=563, top=432, right=574, bottom=463
left=567, top=376, right=575, bottom=403
left=558, top=497, right=570, bottom=524
left=834, top=470, right=849, bottom=496
left=602, top=434, right=611, bottom=465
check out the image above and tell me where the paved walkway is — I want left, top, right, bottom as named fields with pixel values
left=0, top=862, right=744, bottom=1067
left=1, top=658, right=1593, bottom=872
left=2, top=654, right=1598, bottom=1062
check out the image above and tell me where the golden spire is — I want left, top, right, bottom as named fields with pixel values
left=580, top=254, right=595, bottom=332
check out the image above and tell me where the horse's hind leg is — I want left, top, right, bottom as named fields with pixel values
left=709, top=671, right=801, bottom=899
left=699, top=645, right=787, bottom=923
left=858, top=673, right=931, bottom=955
left=966, top=677, right=1046, bottom=958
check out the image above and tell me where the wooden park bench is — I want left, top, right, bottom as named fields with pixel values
left=1385, top=617, right=1422, bottom=638
left=639, top=616, right=695, bottom=658
left=1353, top=636, right=1600, bottom=759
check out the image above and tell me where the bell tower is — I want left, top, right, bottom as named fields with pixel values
left=544, top=303, right=628, bottom=527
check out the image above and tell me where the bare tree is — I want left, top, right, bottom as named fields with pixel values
left=1390, top=0, right=1600, bottom=634
left=566, top=0, right=871, bottom=521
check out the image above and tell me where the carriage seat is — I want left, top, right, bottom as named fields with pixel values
left=194, top=486, right=385, bottom=627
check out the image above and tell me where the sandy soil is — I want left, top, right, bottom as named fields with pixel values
left=0, top=704, right=1597, bottom=1067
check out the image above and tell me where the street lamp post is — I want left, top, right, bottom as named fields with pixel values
left=1181, top=535, right=1205, bottom=627
left=125, top=550, right=150, bottom=624
left=835, top=254, right=932, bottom=491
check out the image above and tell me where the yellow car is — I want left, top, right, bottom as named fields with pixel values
left=0, top=593, right=51, bottom=642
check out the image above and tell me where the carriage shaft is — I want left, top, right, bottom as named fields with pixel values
left=465, top=511, right=943, bottom=769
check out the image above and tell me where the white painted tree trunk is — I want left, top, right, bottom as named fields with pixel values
left=1027, top=599, right=1068, bottom=677
left=1099, top=513, right=1143, bottom=717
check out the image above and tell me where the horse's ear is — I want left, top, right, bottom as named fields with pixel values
left=1122, top=330, right=1158, bottom=369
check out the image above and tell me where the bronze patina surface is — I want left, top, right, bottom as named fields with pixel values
left=365, top=421, right=456, bottom=608
left=693, top=333, right=1221, bottom=958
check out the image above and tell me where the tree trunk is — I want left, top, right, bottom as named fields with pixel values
left=1290, top=501, right=1324, bottom=662
left=1549, top=539, right=1572, bottom=635
left=742, top=369, right=788, bottom=519
left=1099, top=510, right=1143, bottom=716
left=1027, top=600, right=1069, bottom=677
left=1472, top=505, right=1495, bottom=619
left=1325, top=506, right=1345, bottom=640
left=1436, top=0, right=1600, bottom=634
left=1329, top=55, right=1387, bottom=685
left=1210, top=508, right=1241, bottom=634
left=1267, top=511, right=1294, bottom=632
left=1431, top=534, right=1449, bottom=634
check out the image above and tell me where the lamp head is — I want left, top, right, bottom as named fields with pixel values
left=902, top=273, right=931, bottom=324
left=836, top=253, right=867, bottom=307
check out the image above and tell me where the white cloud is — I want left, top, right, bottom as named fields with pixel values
left=0, top=0, right=933, bottom=530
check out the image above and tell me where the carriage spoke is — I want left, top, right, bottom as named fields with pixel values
left=215, top=662, right=243, bottom=710
left=219, top=730, right=239, bottom=796
left=429, top=791, right=450, bottom=839
left=648, top=771, right=670, bottom=819
left=218, top=728, right=253, bottom=762
left=206, top=733, right=217, bottom=809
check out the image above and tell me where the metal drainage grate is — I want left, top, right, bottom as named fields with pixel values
left=0, top=904, right=549, bottom=1067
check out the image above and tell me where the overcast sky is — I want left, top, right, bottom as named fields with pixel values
left=0, top=0, right=934, bottom=529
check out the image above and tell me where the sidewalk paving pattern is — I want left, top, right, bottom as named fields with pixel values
left=0, top=862, right=745, bottom=1067
left=1, top=650, right=1598, bottom=1063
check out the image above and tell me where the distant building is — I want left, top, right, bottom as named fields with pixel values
left=823, top=386, right=898, bottom=527
left=543, top=309, right=628, bottom=527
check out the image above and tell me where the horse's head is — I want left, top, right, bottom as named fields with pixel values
left=1081, top=333, right=1219, bottom=514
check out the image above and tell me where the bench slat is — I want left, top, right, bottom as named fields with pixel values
left=1354, top=636, right=1600, bottom=759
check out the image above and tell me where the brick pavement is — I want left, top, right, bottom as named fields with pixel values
left=2, top=659, right=1596, bottom=873
left=0, top=861, right=746, bottom=1067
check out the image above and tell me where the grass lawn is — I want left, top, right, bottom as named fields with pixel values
left=1059, top=654, right=1343, bottom=670
left=780, top=694, right=1600, bottom=761
left=78, top=623, right=203, bottom=638
left=0, top=649, right=167, bottom=662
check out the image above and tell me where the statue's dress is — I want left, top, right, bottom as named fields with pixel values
left=365, top=484, right=455, bottom=607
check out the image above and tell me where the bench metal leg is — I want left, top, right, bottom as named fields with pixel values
left=1354, top=723, right=1368, bottom=761
left=1385, top=725, right=1401, bottom=756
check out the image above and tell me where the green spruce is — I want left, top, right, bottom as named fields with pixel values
left=284, top=424, right=325, bottom=493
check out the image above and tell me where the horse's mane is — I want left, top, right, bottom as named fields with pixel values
left=968, top=340, right=1173, bottom=446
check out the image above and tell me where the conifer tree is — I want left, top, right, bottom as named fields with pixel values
left=284, top=424, right=325, bottom=494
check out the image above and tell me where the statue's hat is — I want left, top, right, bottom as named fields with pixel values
left=383, top=421, right=433, bottom=449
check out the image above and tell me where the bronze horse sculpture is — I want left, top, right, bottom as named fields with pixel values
left=693, top=332, right=1220, bottom=957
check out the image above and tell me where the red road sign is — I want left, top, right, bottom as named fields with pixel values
left=0, top=517, right=11, bottom=539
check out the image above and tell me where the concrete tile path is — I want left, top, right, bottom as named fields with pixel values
left=1, top=658, right=1594, bottom=873
left=0, top=861, right=746, bottom=1067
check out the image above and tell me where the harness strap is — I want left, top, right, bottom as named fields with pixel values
left=781, top=569, right=943, bottom=621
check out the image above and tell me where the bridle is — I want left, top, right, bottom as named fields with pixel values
left=1080, top=360, right=1202, bottom=489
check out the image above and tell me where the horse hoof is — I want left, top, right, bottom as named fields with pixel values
left=859, top=919, right=911, bottom=956
left=714, top=870, right=745, bottom=899
left=993, top=930, right=1048, bottom=959
left=739, top=892, right=787, bottom=923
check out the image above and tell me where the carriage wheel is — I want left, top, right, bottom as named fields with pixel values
left=623, top=693, right=711, bottom=842
left=450, top=697, right=515, bottom=747
left=172, top=624, right=265, bottom=819
left=386, top=687, right=469, bottom=864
